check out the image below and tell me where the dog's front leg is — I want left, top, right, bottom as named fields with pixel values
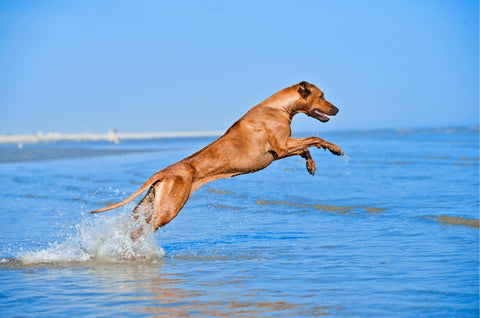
left=279, top=137, right=343, bottom=157
left=282, top=148, right=316, bottom=175
left=299, top=149, right=316, bottom=175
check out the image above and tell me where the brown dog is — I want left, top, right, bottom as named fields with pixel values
left=90, top=81, right=343, bottom=233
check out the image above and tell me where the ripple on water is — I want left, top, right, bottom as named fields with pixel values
left=435, top=215, right=479, bottom=228
left=255, top=199, right=385, bottom=215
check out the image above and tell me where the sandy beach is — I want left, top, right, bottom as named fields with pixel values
left=0, top=131, right=223, bottom=144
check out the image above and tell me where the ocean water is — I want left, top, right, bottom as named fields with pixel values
left=0, top=127, right=478, bottom=317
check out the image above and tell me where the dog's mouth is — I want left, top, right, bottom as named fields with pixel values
left=311, top=109, right=330, bottom=123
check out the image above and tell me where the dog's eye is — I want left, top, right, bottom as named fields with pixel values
left=320, top=95, right=325, bottom=101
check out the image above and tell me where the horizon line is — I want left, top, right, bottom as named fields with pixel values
left=0, top=126, right=478, bottom=145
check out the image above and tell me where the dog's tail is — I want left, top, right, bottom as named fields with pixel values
left=89, top=172, right=164, bottom=214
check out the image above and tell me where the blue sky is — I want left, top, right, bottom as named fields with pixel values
left=0, top=0, right=478, bottom=134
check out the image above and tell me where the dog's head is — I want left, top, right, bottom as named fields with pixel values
left=296, top=81, right=339, bottom=123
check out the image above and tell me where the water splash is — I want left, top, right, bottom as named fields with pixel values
left=19, top=210, right=164, bottom=264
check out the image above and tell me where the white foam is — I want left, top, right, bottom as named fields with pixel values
left=20, top=211, right=164, bottom=264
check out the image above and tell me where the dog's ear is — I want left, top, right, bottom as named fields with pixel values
left=297, top=81, right=312, bottom=100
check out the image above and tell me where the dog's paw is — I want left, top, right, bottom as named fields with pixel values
left=318, top=142, right=343, bottom=156
left=306, top=158, right=316, bottom=175
left=329, top=145, right=343, bottom=156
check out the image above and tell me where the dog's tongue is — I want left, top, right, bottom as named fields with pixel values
left=320, top=112, right=330, bottom=120
left=313, top=109, right=330, bottom=120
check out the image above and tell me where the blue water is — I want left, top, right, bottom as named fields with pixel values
left=0, top=127, right=478, bottom=317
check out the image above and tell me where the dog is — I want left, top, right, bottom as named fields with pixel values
left=90, top=81, right=343, bottom=235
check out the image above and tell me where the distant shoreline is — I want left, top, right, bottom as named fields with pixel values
left=0, top=126, right=478, bottom=145
left=0, top=131, right=224, bottom=145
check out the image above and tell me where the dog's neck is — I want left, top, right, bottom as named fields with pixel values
left=263, top=86, right=307, bottom=123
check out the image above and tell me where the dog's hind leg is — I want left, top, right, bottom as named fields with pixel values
left=130, top=186, right=156, bottom=241
left=149, top=174, right=193, bottom=230
left=132, top=185, right=156, bottom=218
left=131, top=173, right=194, bottom=240
left=131, top=176, right=191, bottom=240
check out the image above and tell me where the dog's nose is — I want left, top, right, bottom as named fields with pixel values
left=331, top=105, right=339, bottom=115
left=326, top=101, right=339, bottom=116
